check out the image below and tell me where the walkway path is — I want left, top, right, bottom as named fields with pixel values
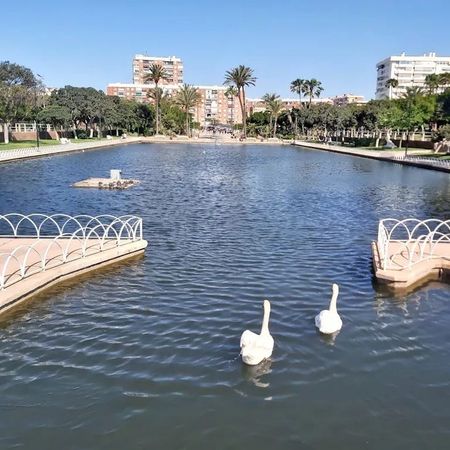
left=292, top=141, right=450, bottom=173
left=0, top=137, right=141, bottom=163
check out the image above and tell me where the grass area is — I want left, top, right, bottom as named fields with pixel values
left=0, top=137, right=122, bottom=151
left=0, top=139, right=60, bottom=150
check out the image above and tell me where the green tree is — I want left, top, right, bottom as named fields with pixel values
left=49, top=86, right=104, bottom=138
left=385, top=78, right=399, bottom=98
left=144, top=63, right=169, bottom=135
left=0, top=61, right=42, bottom=143
left=290, top=79, right=306, bottom=106
left=262, top=93, right=283, bottom=137
left=224, top=65, right=256, bottom=138
left=175, top=84, right=201, bottom=136
left=302, top=79, right=324, bottom=106
left=379, top=88, right=435, bottom=155
left=424, top=74, right=441, bottom=95
left=37, top=105, right=71, bottom=139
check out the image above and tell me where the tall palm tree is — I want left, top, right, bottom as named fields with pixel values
left=144, top=63, right=169, bottom=134
left=385, top=78, right=399, bottom=98
left=424, top=74, right=440, bottom=94
left=438, top=72, right=450, bottom=88
left=175, top=84, right=201, bottom=137
left=302, top=79, right=324, bottom=107
left=225, top=86, right=238, bottom=126
left=262, top=93, right=279, bottom=135
left=267, top=98, right=283, bottom=138
left=224, top=65, right=256, bottom=138
left=290, top=78, right=306, bottom=107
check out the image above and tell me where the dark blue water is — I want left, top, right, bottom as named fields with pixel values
left=0, top=144, right=449, bottom=450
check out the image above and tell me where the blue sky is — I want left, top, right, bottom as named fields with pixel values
left=1, top=0, right=449, bottom=100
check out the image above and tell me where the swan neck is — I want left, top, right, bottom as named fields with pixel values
left=329, top=290, right=338, bottom=314
left=261, top=304, right=271, bottom=335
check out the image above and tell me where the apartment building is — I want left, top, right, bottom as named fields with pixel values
left=193, top=86, right=242, bottom=126
left=376, top=52, right=450, bottom=99
left=106, top=82, right=241, bottom=127
left=132, top=54, right=184, bottom=85
left=106, top=83, right=180, bottom=101
left=331, top=93, right=366, bottom=106
left=246, top=97, right=335, bottom=115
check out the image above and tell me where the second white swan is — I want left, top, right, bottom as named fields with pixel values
left=240, top=300, right=274, bottom=366
left=315, top=283, right=343, bottom=334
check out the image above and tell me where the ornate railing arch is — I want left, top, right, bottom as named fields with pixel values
left=0, top=214, right=143, bottom=290
left=377, top=218, right=450, bottom=270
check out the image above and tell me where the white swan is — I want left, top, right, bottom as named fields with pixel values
left=315, top=283, right=342, bottom=334
left=240, top=300, right=274, bottom=366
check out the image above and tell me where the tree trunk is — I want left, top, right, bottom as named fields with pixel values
left=404, top=131, right=410, bottom=157
left=273, top=116, right=277, bottom=138
left=242, top=86, right=247, bottom=138
left=3, top=122, right=10, bottom=144
left=155, top=81, right=160, bottom=135
left=185, top=108, right=190, bottom=136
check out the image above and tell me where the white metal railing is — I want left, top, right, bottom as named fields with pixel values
left=377, top=218, right=450, bottom=270
left=392, top=155, right=450, bottom=169
left=0, top=214, right=143, bottom=290
left=0, top=138, right=134, bottom=162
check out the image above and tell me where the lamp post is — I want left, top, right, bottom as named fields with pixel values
left=34, top=89, right=40, bottom=150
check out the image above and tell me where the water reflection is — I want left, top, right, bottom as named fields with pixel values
left=241, top=359, right=273, bottom=388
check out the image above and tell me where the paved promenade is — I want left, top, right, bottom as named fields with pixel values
left=292, top=141, right=450, bottom=173
left=0, top=137, right=141, bottom=163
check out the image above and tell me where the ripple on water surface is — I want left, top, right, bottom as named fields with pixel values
left=0, top=144, right=450, bottom=450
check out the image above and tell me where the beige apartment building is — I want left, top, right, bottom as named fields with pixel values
left=106, top=82, right=241, bottom=127
left=132, top=54, right=184, bottom=85
left=331, top=93, right=366, bottom=106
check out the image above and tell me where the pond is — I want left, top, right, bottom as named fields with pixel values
left=0, top=143, right=449, bottom=450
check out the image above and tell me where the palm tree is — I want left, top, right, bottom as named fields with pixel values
left=290, top=79, right=306, bottom=107
left=224, top=65, right=256, bottom=138
left=385, top=78, right=399, bottom=98
left=303, top=79, right=324, bottom=107
left=266, top=94, right=283, bottom=137
left=144, top=63, right=169, bottom=134
left=424, top=74, right=440, bottom=94
left=175, top=84, right=201, bottom=137
left=262, top=93, right=279, bottom=135
left=438, top=72, right=450, bottom=88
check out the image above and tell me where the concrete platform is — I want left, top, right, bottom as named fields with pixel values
left=73, top=178, right=140, bottom=189
left=0, top=236, right=147, bottom=315
left=372, top=240, right=450, bottom=289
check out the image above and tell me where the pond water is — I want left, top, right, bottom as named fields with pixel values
left=0, top=143, right=449, bottom=450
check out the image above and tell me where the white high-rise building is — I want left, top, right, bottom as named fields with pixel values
left=375, top=52, right=450, bottom=99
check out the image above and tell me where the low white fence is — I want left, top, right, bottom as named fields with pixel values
left=392, top=155, right=450, bottom=169
left=0, top=138, right=133, bottom=162
left=377, top=219, right=450, bottom=270
left=0, top=214, right=143, bottom=290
